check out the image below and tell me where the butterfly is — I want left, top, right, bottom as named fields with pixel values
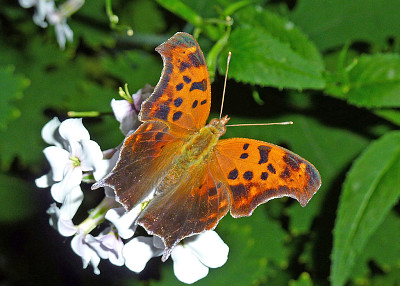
left=93, top=32, right=321, bottom=261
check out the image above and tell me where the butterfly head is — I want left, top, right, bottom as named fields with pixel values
left=208, top=115, right=230, bottom=137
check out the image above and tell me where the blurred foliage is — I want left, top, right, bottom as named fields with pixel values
left=0, top=0, right=399, bottom=285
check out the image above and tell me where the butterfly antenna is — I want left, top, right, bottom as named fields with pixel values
left=219, top=51, right=232, bottom=119
left=226, top=121, right=294, bottom=127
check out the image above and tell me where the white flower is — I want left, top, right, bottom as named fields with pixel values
left=111, top=84, right=154, bottom=135
left=36, top=118, right=104, bottom=205
left=105, top=191, right=153, bottom=239
left=71, top=231, right=102, bottom=275
left=19, top=0, right=76, bottom=48
left=47, top=203, right=78, bottom=236
left=123, top=236, right=163, bottom=273
left=171, top=231, right=229, bottom=284
left=53, top=18, right=73, bottom=49
left=123, top=231, right=229, bottom=284
left=71, top=228, right=125, bottom=274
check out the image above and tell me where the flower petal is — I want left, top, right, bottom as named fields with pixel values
left=58, top=217, right=77, bottom=237
left=123, top=236, right=163, bottom=273
left=77, top=140, right=104, bottom=172
left=43, top=146, right=70, bottom=181
left=59, top=185, right=84, bottom=220
left=185, top=231, right=229, bottom=268
left=41, top=117, right=62, bottom=147
left=51, top=166, right=82, bottom=203
left=59, top=118, right=90, bottom=143
left=105, top=205, right=140, bottom=239
left=35, top=173, right=55, bottom=188
left=71, top=233, right=101, bottom=275
left=171, top=244, right=209, bottom=284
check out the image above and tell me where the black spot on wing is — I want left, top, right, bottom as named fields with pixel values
left=280, top=167, right=291, bottom=179
left=228, top=169, right=238, bottom=180
left=174, top=97, right=183, bottom=107
left=283, top=154, right=301, bottom=171
left=155, top=132, right=164, bottom=141
left=183, top=76, right=192, bottom=83
left=240, top=153, right=248, bottom=159
left=154, top=105, right=170, bottom=120
left=258, top=145, right=271, bottom=165
left=188, top=51, right=203, bottom=67
left=261, top=172, right=268, bottom=180
left=200, top=99, right=207, bottom=105
left=267, top=164, right=276, bottom=174
left=243, top=143, right=249, bottom=150
left=172, top=111, right=182, bottom=122
left=176, top=83, right=184, bottom=91
left=189, top=79, right=207, bottom=92
left=208, top=187, right=217, bottom=197
left=243, top=171, right=253, bottom=181
left=179, top=61, right=191, bottom=72
left=192, top=100, right=198, bottom=108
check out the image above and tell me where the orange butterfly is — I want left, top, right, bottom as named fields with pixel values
left=93, top=32, right=321, bottom=261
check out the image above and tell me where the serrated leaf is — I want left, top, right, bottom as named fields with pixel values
left=221, top=27, right=325, bottom=89
left=0, top=65, right=29, bottom=131
left=326, top=54, right=400, bottom=108
left=331, top=131, right=400, bottom=286
left=290, top=0, right=400, bottom=51
left=234, top=6, right=324, bottom=71
left=0, top=173, right=35, bottom=222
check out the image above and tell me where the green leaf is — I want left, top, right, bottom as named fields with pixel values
left=102, top=50, right=161, bottom=91
left=0, top=65, right=29, bottom=131
left=221, top=27, right=325, bottom=89
left=290, top=0, right=400, bottom=51
left=326, top=54, right=400, bottom=108
left=126, top=0, right=165, bottom=33
left=373, top=109, right=400, bottom=127
left=71, top=0, right=115, bottom=49
left=350, top=211, right=400, bottom=281
left=234, top=6, right=324, bottom=72
left=289, top=272, right=313, bottom=286
left=0, top=173, right=35, bottom=222
left=331, top=131, right=400, bottom=286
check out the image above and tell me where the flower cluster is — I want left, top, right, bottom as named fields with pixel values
left=19, top=0, right=84, bottom=48
left=36, top=86, right=229, bottom=284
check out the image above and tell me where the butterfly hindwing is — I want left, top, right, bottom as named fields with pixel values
left=92, top=121, right=186, bottom=209
left=138, top=158, right=231, bottom=261
left=214, top=138, right=321, bottom=217
left=139, top=32, right=212, bottom=131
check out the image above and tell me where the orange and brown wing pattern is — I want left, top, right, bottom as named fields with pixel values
left=138, top=159, right=231, bottom=261
left=92, top=121, right=185, bottom=210
left=139, top=32, right=211, bottom=131
left=214, top=138, right=321, bottom=217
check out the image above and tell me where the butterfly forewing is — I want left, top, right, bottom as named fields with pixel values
left=139, top=32, right=212, bottom=131
left=214, top=138, right=321, bottom=217
left=92, top=121, right=186, bottom=209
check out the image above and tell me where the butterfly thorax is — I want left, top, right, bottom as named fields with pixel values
left=157, top=116, right=230, bottom=192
